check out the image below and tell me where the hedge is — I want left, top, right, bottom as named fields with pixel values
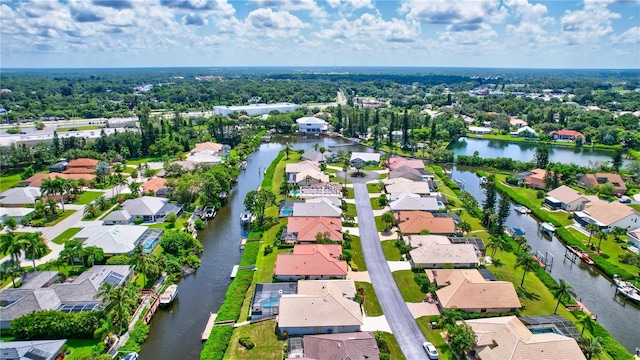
left=591, top=319, right=633, bottom=359
left=200, top=326, right=234, bottom=360
left=261, top=150, right=284, bottom=191
left=10, top=310, right=104, bottom=340
left=239, top=241, right=260, bottom=266
left=216, top=270, right=254, bottom=322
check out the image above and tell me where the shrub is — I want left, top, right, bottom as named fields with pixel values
left=106, top=255, right=130, bottom=265
left=239, top=336, right=255, bottom=350
left=134, top=217, right=144, bottom=225
left=264, top=244, right=273, bottom=255
left=194, top=219, right=205, bottom=230
left=200, top=326, right=233, bottom=360
left=10, top=310, right=104, bottom=340
left=165, top=212, right=177, bottom=224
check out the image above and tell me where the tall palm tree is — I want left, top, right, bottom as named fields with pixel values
left=52, top=176, right=67, bottom=211
left=84, top=203, right=99, bottom=219
left=0, top=230, right=24, bottom=263
left=45, top=200, right=58, bottom=218
left=551, top=279, right=576, bottom=314
left=594, top=230, right=607, bottom=252
left=0, top=259, right=24, bottom=288
left=486, top=235, right=510, bottom=258
left=579, top=336, right=603, bottom=360
left=95, top=283, right=139, bottom=335
left=130, top=245, right=148, bottom=286
left=21, top=232, right=48, bottom=271
left=128, top=181, right=140, bottom=197
left=95, top=195, right=110, bottom=211
left=585, top=223, right=600, bottom=247
left=514, top=235, right=527, bottom=253
left=578, top=313, right=596, bottom=335
left=83, top=246, right=104, bottom=266
left=515, top=254, right=538, bottom=287
left=40, top=177, right=57, bottom=205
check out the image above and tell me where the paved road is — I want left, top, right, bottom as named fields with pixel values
left=354, top=183, right=428, bottom=360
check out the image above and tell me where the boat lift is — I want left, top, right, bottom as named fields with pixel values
left=534, top=250, right=554, bottom=271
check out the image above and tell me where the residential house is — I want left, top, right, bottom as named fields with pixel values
left=121, top=196, right=183, bottom=223
left=0, top=340, right=67, bottom=360
left=387, top=157, right=425, bottom=171
left=299, top=182, right=343, bottom=200
left=283, top=217, right=342, bottom=243
left=389, top=193, right=442, bottom=212
left=292, top=197, right=342, bottom=218
left=350, top=152, right=381, bottom=166
left=552, top=129, right=585, bottom=142
left=102, top=210, right=133, bottom=225
left=427, top=269, right=521, bottom=313
left=626, top=228, right=640, bottom=248
left=142, top=177, right=169, bottom=197
left=297, top=116, right=329, bottom=133
left=274, top=244, right=347, bottom=280
left=519, top=168, right=547, bottom=189
left=302, top=332, right=380, bottom=360
left=578, top=173, right=627, bottom=194
left=573, top=201, right=640, bottom=232
left=409, top=235, right=479, bottom=268
left=278, top=280, right=362, bottom=335
left=286, top=161, right=321, bottom=183
left=295, top=169, right=329, bottom=187
left=73, top=225, right=162, bottom=255
left=509, top=117, right=528, bottom=127
left=190, top=141, right=223, bottom=154
left=186, top=151, right=221, bottom=165
left=0, top=207, right=35, bottom=223
left=396, top=211, right=456, bottom=235
left=0, top=187, right=41, bottom=207
left=301, top=149, right=333, bottom=163
left=389, top=166, right=425, bottom=182
left=49, top=160, right=68, bottom=173
left=510, top=126, right=538, bottom=138
left=384, top=178, right=431, bottom=197
left=463, top=316, right=585, bottom=360
left=63, top=158, right=99, bottom=174
left=21, top=173, right=96, bottom=188
left=468, top=126, right=492, bottom=135
left=0, top=266, right=133, bottom=329
left=544, top=185, right=590, bottom=211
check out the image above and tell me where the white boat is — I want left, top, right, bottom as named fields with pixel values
left=123, top=352, right=138, bottom=360
left=514, top=204, right=531, bottom=214
left=479, top=176, right=488, bottom=185
left=540, top=222, right=556, bottom=233
left=240, top=212, right=252, bottom=225
left=159, top=284, right=178, bottom=306
left=613, top=275, right=640, bottom=303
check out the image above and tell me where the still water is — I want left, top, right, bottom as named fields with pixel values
left=448, top=137, right=623, bottom=167
left=445, top=165, right=640, bottom=352
left=139, top=135, right=373, bottom=360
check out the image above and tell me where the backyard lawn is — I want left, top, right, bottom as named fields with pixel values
left=376, top=331, right=406, bottom=360
left=381, top=240, right=403, bottom=261
left=0, top=172, right=23, bottom=192
left=392, top=270, right=425, bottom=302
left=344, top=203, right=357, bottom=218
left=225, top=320, right=284, bottom=360
left=63, top=339, right=101, bottom=360
left=72, top=191, right=104, bottom=205
left=356, top=281, right=383, bottom=316
left=349, top=235, right=367, bottom=271
left=370, top=197, right=383, bottom=210
left=52, top=227, right=82, bottom=244
left=416, top=316, right=455, bottom=360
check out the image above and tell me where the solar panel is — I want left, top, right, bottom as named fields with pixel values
left=24, top=347, right=51, bottom=360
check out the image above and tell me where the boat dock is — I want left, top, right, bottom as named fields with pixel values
left=230, top=265, right=239, bottom=278
left=565, top=246, right=594, bottom=265
left=239, top=238, right=247, bottom=250
left=201, top=313, right=217, bottom=341
left=533, top=250, right=553, bottom=270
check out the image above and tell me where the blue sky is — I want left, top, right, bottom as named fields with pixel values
left=1, top=0, right=639, bottom=69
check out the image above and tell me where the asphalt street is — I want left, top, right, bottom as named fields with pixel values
left=354, top=183, right=429, bottom=360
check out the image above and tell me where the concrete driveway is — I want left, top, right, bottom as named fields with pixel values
left=354, top=183, right=429, bottom=360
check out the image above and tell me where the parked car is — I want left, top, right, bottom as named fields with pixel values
left=619, top=196, right=632, bottom=203
left=423, top=341, right=439, bottom=359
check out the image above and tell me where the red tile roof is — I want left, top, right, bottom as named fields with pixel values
left=23, top=173, right=96, bottom=187
left=388, top=158, right=425, bottom=170
left=552, top=130, right=585, bottom=138
left=396, top=211, right=456, bottom=234
left=142, top=177, right=168, bottom=194
left=63, top=167, right=96, bottom=174
left=275, top=244, right=347, bottom=277
left=66, top=158, right=99, bottom=168
left=287, top=217, right=342, bottom=242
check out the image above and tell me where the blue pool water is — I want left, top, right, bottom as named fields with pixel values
left=143, top=237, right=159, bottom=251
left=260, top=297, right=280, bottom=309
left=281, top=207, right=293, bottom=216
left=289, top=190, right=301, bottom=196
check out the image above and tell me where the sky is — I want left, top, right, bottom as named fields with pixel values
left=1, top=0, right=639, bottom=69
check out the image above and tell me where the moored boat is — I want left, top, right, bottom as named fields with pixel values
left=540, top=222, right=556, bottom=234
left=507, top=227, right=526, bottom=237
left=514, top=204, right=531, bottom=214
left=160, top=284, right=178, bottom=306
left=240, top=212, right=252, bottom=226
left=123, top=353, right=138, bottom=360
left=479, top=176, right=488, bottom=185
left=613, top=275, right=640, bottom=303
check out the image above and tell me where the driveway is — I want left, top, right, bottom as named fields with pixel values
left=354, top=183, right=428, bottom=360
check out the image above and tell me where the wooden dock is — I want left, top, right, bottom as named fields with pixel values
left=201, top=313, right=217, bottom=341
left=239, top=238, right=247, bottom=250
left=230, top=265, right=239, bottom=278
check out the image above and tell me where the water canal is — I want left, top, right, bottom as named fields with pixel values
left=139, top=135, right=374, bottom=360
left=448, top=137, right=625, bottom=167
left=445, top=166, right=640, bottom=352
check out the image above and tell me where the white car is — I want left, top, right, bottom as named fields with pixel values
left=423, top=341, right=439, bottom=359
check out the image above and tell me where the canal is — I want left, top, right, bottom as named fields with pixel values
left=139, top=135, right=373, bottom=360
left=448, top=137, right=625, bottom=167
left=445, top=165, right=640, bottom=352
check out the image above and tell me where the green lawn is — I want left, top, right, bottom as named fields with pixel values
left=376, top=331, right=406, bottom=360
left=374, top=216, right=387, bottom=232
left=325, top=167, right=338, bottom=174
left=126, top=156, right=166, bottom=165
left=356, top=281, right=383, bottom=316
left=225, top=320, right=284, bottom=360
left=370, top=197, right=383, bottom=210
left=366, top=183, right=382, bottom=193
left=44, top=209, right=76, bottom=226
left=344, top=203, right=357, bottom=218
left=63, top=339, right=101, bottom=360
left=52, top=227, right=82, bottom=245
left=349, top=235, right=367, bottom=271
left=392, top=270, right=425, bottom=302
left=72, top=191, right=104, bottom=205
left=381, top=240, right=403, bottom=261
left=565, top=227, right=638, bottom=277
left=345, top=187, right=355, bottom=199
left=57, top=125, right=104, bottom=131
left=416, top=317, right=455, bottom=360
left=273, top=152, right=301, bottom=203
left=0, top=172, right=23, bottom=192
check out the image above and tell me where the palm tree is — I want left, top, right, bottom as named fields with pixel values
left=578, top=312, right=596, bottom=335
left=611, top=226, right=626, bottom=240
left=491, top=258, right=504, bottom=268
left=486, top=235, right=510, bottom=258
left=40, top=177, right=57, bottom=204
left=520, top=242, right=532, bottom=255
left=0, top=230, right=24, bottom=263
left=381, top=211, right=396, bottom=232
left=285, top=143, right=293, bottom=160
left=128, top=181, right=140, bottom=197
left=52, top=176, right=67, bottom=211
left=551, top=279, right=576, bottom=314
left=514, top=235, right=527, bottom=253
left=83, top=246, right=104, bottom=266
left=594, top=230, right=607, bottom=252
left=455, top=221, right=472, bottom=236
left=438, top=308, right=464, bottom=330
left=585, top=223, right=600, bottom=247
left=95, top=283, right=139, bottom=335
left=579, top=336, right=603, bottom=360
left=84, top=203, right=99, bottom=219
left=0, top=259, right=23, bottom=288
left=95, top=195, right=110, bottom=211
left=130, top=245, right=148, bottom=286
left=279, top=181, right=291, bottom=197
left=21, top=232, right=48, bottom=271
left=515, top=254, right=538, bottom=287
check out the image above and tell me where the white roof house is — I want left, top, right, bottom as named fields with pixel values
left=73, top=225, right=149, bottom=255
left=121, top=196, right=183, bottom=222
left=295, top=169, right=329, bottom=185
left=292, top=197, right=342, bottom=218
left=350, top=152, right=381, bottom=164
left=296, top=116, right=329, bottom=133
left=0, top=187, right=41, bottom=206
left=0, top=339, right=67, bottom=360
left=389, top=193, right=442, bottom=212
left=512, top=126, right=538, bottom=137
left=384, top=178, right=431, bottom=196
left=0, top=207, right=35, bottom=222
left=213, top=103, right=300, bottom=116
left=186, top=150, right=222, bottom=165
left=409, top=235, right=479, bottom=268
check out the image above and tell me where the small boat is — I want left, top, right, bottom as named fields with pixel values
left=239, top=161, right=248, bottom=170
left=567, top=245, right=594, bottom=265
left=240, top=212, right=252, bottom=225
left=479, top=176, right=488, bottom=185
left=507, top=227, right=526, bottom=237
left=123, top=352, right=138, bottom=360
left=219, top=191, right=228, bottom=202
left=540, top=222, right=556, bottom=234
left=159, top=284, right=178, bottom=306
left=514, top=204, right=531, bottom=214
left=613, top=275, right=640, bottom=303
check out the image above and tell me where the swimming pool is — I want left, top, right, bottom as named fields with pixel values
left=289, top=190, right=301, bottom=196
left=259, top=297, right=280, bottom=309
left=281, top=207, right=293, bottom=216
left=142, top=237, right=159, bottom=251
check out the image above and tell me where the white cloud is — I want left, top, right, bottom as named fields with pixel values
left=438, top=23, right=498, bottom=45
left=316, top=12, right=420, bottom=43
left=244, top=8, right=308, bottom=38
left=612, top=26, right=640, bottom=44
left=400, top=0, right=506, bottom=31
left=326, top=0, right=374, bottom=9
left=251, top=0, right=327, bottom=18
left=560, top=0, right=621, bottom=45
left=504, top=0, right=553, bottom=45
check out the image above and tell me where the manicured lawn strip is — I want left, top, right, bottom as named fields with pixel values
left=467, top=133, right=621, bottom=150
left=416, top=316, right=454, bottom=360
left=0, top=172, right=23, bottom=192
left=262, top=151, right=285, bottom=192
left=126, top=157, right=165, bottom=165
left=629, top=204, right=640, bottom=212
left=63, top=339, right=101, bottom=360
left=381, top=240, right=403, bottom=261
left=374, top=216, right=386, bottom=232
left=225, top=320, right=283, bottom=360
left=356, top=281, right=383, bottom=316
left=325, top=167, right=338, bottom=174
left=366, top=183, right=380, bottom=193
left=349, top=235, right=367, bottom=271
left=201, top=326, right=234, bottom=360
left=346, top=187, right=354, bottom=199
left=369, top=197, right=382, bottom=210
left=43, top=210, right=76, bottom=226
left=57, top=125, right=104, bottom=131
left=375, top=331, right=406, bottom=360
left=72, top=191, right=103, bottom=205
left=392, top=270, right=425, bottom=302
left=344, top=203, right=357, bottom=218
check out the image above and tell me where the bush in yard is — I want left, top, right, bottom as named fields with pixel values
left=10, top=310, right=104, bottom=340
left=106, top=255, right=130, bottom=265
left=134, top=217, right=144, bottom=225
left=194, top=218, right=205, bottom=230
left=264, top=244, right=273, bottom=255
left=165, top=212, right=177, bottom=224
left=239, top=336, right=255, bottom=350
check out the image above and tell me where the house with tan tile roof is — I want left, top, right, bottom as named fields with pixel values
left=544, top=185, right=590, bottom=211
left=464, top=316, right=585, bottom=360
left=278, top=280, right=362, bottom=336
left=387, top=157, right=425, bottom=170
left=409, top=235, right=479, bottom=268
left=574, top=201, right=640, bottom=232
left=21, top=173, right=96, bottom=188
left=63, top=158, right=99, bottom=174
left=295, top=169, right=330, bottom=186
left=396, top=211, right=455, bottom=235
left=427, top=269, right=521, bottom=312
left=302, top=332, right=380, bottom=360
left=190, top=141, right=223, bottom=154
left=284, top=217, right=342, bottom=243
left=142, top=177, right=168, bottom=197
left=389, top=166, right=425, bottom=182
left=521, top=168, right=547, bottom=189
left=578, top=173, right=627, bottom=194
left=383, top=178, right=431, bottom=196
left=286, top=161, right=321, bottom=183
left=274, top=244, right=348, bottom=280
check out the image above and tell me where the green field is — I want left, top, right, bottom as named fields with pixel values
left=225, top=320, right=284, bottom=360
left=52, top=227, right=82, bottom=245
left=63, top=339, right=101, bottom=360
left=349, top=235, right=367, bottom=271
left=72, top=191, right=104, bottom=205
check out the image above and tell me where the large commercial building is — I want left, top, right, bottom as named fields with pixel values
left=213, top=103, right=300, bottom=116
